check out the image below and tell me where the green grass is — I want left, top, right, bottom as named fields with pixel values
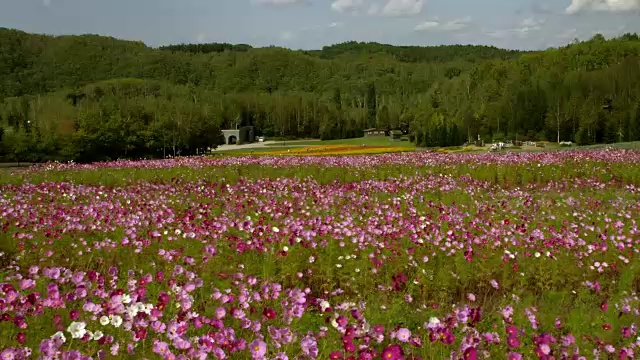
left=264, top=137, right=415, bottom=148
left=214, top=146, right=299, bottom=155
left=573, top=141, right=640, bottom=150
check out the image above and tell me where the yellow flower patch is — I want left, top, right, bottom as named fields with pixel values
left=240, top=145, right=413, bottom=156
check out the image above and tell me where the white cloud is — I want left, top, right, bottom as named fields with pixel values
left=331, top=0, right=422, bottom=16
left=441, top=17, right=471, bottom=31
left=302, top=22, right=344, bottom=31
left=482, top=17, right=544, bottom=39
left=367, top=3, right=381, bottom=15
left=414, top=21, right=439, bottom=31
left=280, top=31, right=295, bottom=40
left=558, top=28, right=578, bottom=39
left=253, top=0, right=304, bottom=6
left=195, top=33, right=206, bottom=43
left=380, top=0, right=424, bottom=16
left=331, top=0, right=365, bottom=13
left=513, top=17, right=545, bottom=34
left=415, top=17, right=471, bottom=32
left=484, top=29, right=510, bottom=38
left=566, top=0, right=640, bottom=14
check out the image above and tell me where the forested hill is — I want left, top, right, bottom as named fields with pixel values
left=0, top=27, right=522, bottom=98
left=159, top=40, right=523, bottom=63
left=1, top=27, right=640, bottom=163
left=309, top=41, right=524, bottom=63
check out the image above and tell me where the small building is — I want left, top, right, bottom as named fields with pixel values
left=390, top=130, right=403, bottom=141
left=363, top=128, right=387, bottom=137
left=222, top=126, right=255, bottom=145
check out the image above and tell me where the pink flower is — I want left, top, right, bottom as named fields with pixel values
left=249, top=339, right=267, bottom=359
left=490, top=279, right=499, bottom=289
left=508, top=352, right=523, bottom=360
left=396, top=328, right=411, bottom=342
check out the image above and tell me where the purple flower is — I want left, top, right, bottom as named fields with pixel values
left=249, top=339, right=267, bottom=359
left=301, top=335, right=318, bottom=359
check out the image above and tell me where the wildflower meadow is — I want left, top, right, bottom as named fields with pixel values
left=2, top=149, right=640, bottom=360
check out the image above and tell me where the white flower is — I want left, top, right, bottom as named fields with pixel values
left=308, top=256, right=315, bottom=263
left=336, top=264, right=343, bottom=268
left=92, top=330, right=104, bottom=341
left=330, top=317, right=339, bottom=328
left=283, top=246, right=289, bottom=252
left=319, top=300, right=331, bottom=312
left=121, top=294, right=132, bottom=304
left=110, top=315, right=123, bottom=328
left=355, top=268, right=361, bottom=273
left=428, top=317, right=440, bottom=325
left=143, top=304, right=153, bottom=314
left=51, top=331, right=66, bottom=343
left=99, top=316, right=110, bottom=326
left=272, top=226, right=280, bottom=233
left=67, top=321, right=87, bottom=339
left=534, top=252, right=541, bottom=258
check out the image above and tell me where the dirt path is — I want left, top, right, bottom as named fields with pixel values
left=214, top=140, right=312, bottom=151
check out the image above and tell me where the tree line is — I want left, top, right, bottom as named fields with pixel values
left=1, top=27, right=640, bottom=162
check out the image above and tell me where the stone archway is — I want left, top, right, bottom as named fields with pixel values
left=228, top=135, right=237, bottom=145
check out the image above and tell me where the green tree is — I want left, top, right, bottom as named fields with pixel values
left=377, top=104, right=390, bottom=129
left=366, top=83, right=377, bottom=129
left=630, top=105, right=640, bottom=141
left=333, top=88, right=342, bottom=110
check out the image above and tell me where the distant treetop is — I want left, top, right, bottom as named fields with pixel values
left=159, top=43, right=253, bottom=54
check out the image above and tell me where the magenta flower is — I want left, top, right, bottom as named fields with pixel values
left=381, top=344, right=404, bottom=359
left=463, top=347, right=477, bottom=360
left=508, top=353, right=523, bottom=360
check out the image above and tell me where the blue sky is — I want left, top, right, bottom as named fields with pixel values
left=1, top=0, right=639, bottom=50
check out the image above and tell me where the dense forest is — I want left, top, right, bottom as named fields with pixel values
left=1, top=27, right=640, bottom=162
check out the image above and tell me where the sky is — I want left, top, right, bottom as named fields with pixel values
left=1, top=0, right=639, bottom=51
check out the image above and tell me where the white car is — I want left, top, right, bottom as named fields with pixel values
left=257, top=137, right=264, bottom=142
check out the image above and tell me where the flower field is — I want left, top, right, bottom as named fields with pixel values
left=2, top=150, right=640, bottom=359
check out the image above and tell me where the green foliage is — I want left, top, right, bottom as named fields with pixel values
left=1, top=28, right=640, bottom=162
left=159, top=42, right=252, bottom=54
left=312, top=41, right=522, bottom=63
left=366, top=83, right=377, bottom=129
left=0, top=79, right=227, bottom=162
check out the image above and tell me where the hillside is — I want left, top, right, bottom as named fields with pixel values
left=1, top=28, right=640, bottom=163
left=309, top=41, right=524, bottom=63
left=0, top=28, right=515, bottom=98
